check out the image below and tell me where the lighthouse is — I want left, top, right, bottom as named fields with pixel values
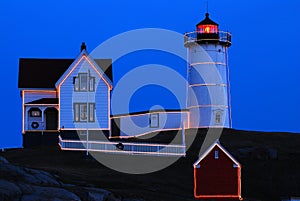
left=184, top=13, right=232, bottom=128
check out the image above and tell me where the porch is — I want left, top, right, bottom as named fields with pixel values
left=24, top=98, right=59, bottom=132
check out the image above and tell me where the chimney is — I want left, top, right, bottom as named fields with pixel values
left=81, top=42, right=87, bottom=52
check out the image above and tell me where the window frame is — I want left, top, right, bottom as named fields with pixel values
left=74, top=103, right=80, bottom=122
left=88, top=103, right=95, bottom=122
left=214, top=150, right=219, bottom=159
left=74, top=73, right=95, bottom=92
left=79, top=73, right=88, bottom=92
left=29, top=108, right=42, bottom=117
left=213, top=110, right=223, bottom=125
left=74, top=103, right=95, bottom=122
left=89, top=77, right=95, bottom=92
left=74, top=77, right=79, bottom=91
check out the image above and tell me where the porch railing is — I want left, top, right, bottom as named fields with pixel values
left=58, top=136, right=186, bottom=157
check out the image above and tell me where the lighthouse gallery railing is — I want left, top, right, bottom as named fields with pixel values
left=184, top=31, right=232, bottom=46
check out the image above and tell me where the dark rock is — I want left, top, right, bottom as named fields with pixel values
left=31, top=186, right=81, bottom=201
left=21, top=194, right=73, bottom=201
left=0, top=179, right=22, bottom=200
left=83, top=187, right=121, bottom=201
left=16, top=183, right=35, bottom=194
left=0, top=156, right=141, bottom=201
left=23, top=168, right=61, bottom=186
left=0, top=163, right=28, bottom=180
left=0, top=156, right=9, bottom=164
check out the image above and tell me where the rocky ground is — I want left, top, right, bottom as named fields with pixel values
left=0, top=156, right=144, bottom=201
left=1, top=129, right=300, bottom=201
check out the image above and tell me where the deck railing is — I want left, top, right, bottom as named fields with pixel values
left=184, top=31, right=232, bottom=46
left=58, top=136, right=186, bottom=157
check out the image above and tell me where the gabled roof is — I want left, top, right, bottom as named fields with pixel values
left=193, top=140, right=241, bottom=167
left=55, top=51, right=113, bottom=88
left=197, top=13, right=219, bottom=26
left=18, top=54, right=113, bottom=89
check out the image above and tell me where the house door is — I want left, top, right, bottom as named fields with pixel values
left=45, top=108, right=58, bottom=130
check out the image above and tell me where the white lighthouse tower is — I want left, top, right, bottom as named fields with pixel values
left=184, top=13, right=232, bottom=128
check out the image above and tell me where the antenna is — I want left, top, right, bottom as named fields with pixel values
left=206, top=0, right=209, bottom=13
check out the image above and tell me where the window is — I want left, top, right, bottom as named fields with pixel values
left=89, top=77, right=95, bottom=92
left=89, top=103, right=95, bottom=122
left=74, top=73, right=95, bottom=92
left=214, top=150, right=219, bottom=159
left=30, top=108, right=41, bottom=117
left=215, top=112, right=221, bottom=124
left=214, top=110, right=223, bottom=125
left=74, top=103, right=95, bottom=122
left=80, top=104, right=87, bottom=121
left=80, top=74, right=87, bottom=91
left=150, top=113, right=159, bottom=128
left=74, top=77, right=79, bottom=91
left=74, top=104, right=80, bottom=122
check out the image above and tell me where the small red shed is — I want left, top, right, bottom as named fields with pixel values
left=193, top=140, right=242, bottom=200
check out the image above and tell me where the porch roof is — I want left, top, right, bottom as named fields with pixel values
left=26, top=98, right=58, bottom=105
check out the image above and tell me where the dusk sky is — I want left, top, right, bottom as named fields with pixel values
left=1, top=0, right=300, bottom=148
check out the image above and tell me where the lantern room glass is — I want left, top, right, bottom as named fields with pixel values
left=197, top=25, right=218, bottom=34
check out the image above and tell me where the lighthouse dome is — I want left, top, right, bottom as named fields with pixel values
left=197, top=13, right=219, bottom=26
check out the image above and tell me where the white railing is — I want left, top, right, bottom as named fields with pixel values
left=58, top=136, right=186, bottom=157
left=184, top=31, right=232, bottom=46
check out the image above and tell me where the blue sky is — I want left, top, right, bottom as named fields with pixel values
left=0, top=0, right=299, bottom=148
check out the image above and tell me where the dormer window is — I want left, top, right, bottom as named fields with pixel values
left=74, top=73, right=95, bottom=92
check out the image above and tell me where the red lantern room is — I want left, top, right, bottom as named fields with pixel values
left=196, top=13, right=219, bottom=41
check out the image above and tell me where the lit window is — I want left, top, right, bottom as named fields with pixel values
left=150, top=113, right=159, bottom=128
left=214, top=150, right=219, bottom=159
left=74, top=77, right=79, bottom=91
left=80, top=74, right=87, bottom=91
left=89, top=77, right=95, bottom=92
left=74, top=103, right=95, bottom=122
left=80, top=104, right=87, bottom=121
left=89, top=103, right=95, bottom=122
left=74, top=73, right=95, bottom=92
left=215, top=111, right=221, bottom=124
left=197, top=25, right=218, bottom=34
left=74, top=104, right=80, bottom=122
left=30, top=108, right=41, bottom=117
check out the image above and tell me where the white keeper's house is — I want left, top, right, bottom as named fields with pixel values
left=18, top=13, right=232, bottom=149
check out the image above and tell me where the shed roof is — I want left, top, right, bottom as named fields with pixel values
left=193, top=140, right=241, bottom=168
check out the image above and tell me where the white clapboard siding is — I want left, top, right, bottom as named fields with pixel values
left=24, top=91, right=57, bottom=103
left=59, top=58, right=109, bottom=130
